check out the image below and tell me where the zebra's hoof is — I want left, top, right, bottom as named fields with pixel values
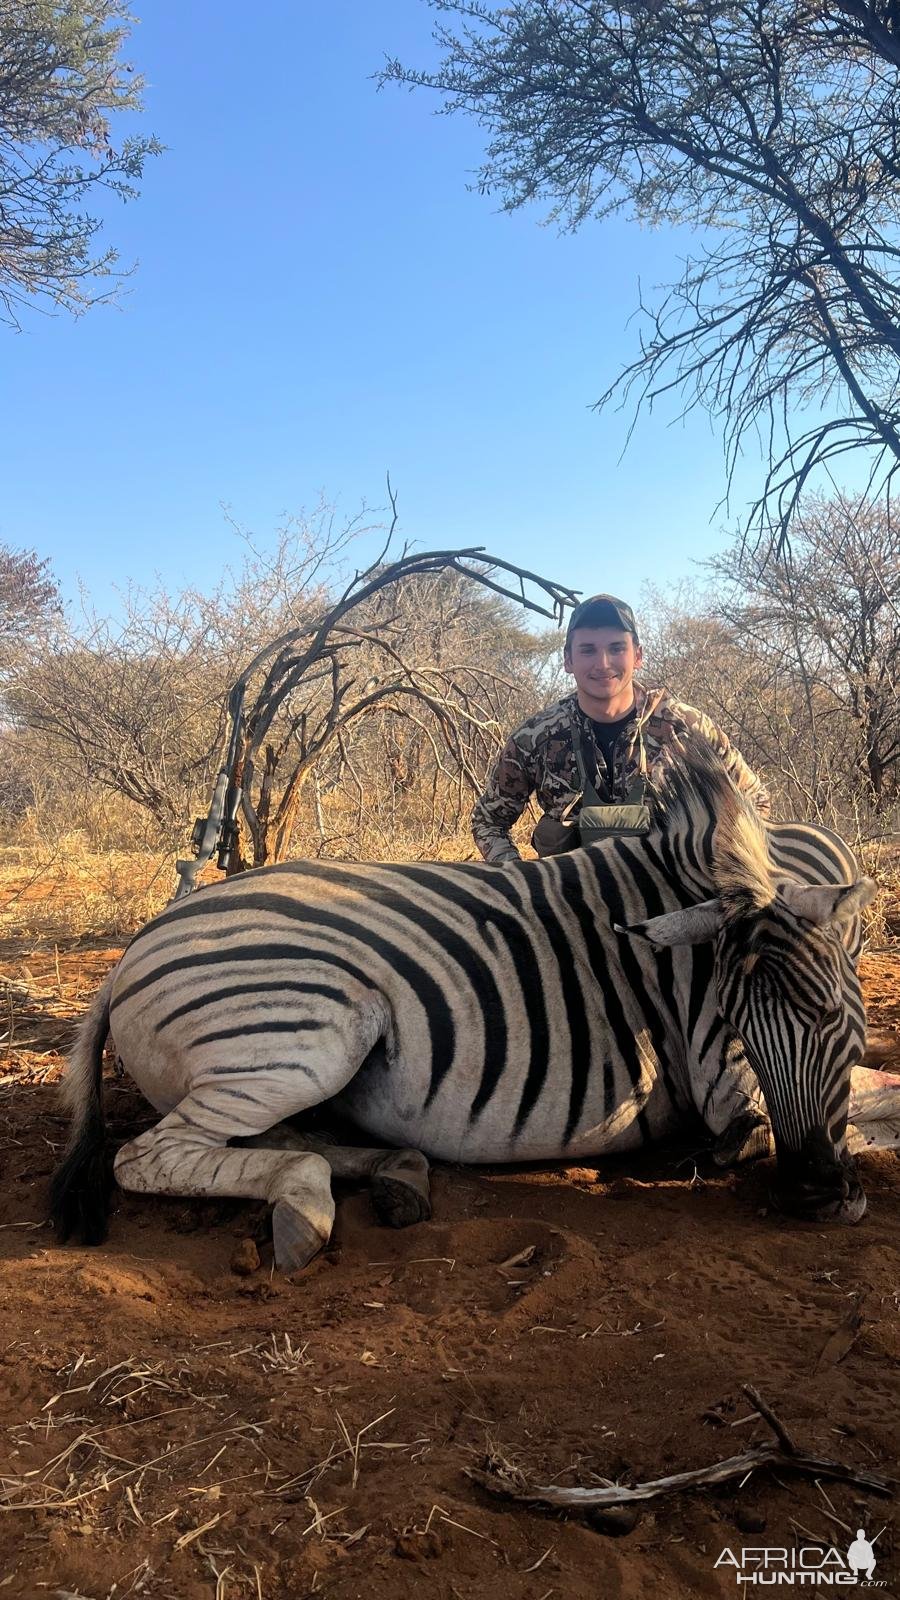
left=372, top=1175, right=431, bottom=1226
left=271, top=1200, right=328, bottom=1272
left=371, top=1153, right=432, bottom=1228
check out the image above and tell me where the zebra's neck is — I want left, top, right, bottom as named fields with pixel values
left=647, top=771, right=774, bottom=907
left=646, top=812, right=725, bottom=904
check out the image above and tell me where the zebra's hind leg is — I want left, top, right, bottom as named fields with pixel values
left=113, top=1094, right=335, bottom=1271
left=238, top=1126, right=432, bottom=1228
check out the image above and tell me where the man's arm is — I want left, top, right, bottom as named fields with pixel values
left=471, top=732, right=535, bottom=862
left=675, top=703, right=772, bottom=819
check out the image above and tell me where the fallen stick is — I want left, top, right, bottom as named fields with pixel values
left=468, top=1386, right=892, bottom=1512
left=742, top=1384, right=797, bottom=1455
left=469, top=1444, right=891, bottom=1509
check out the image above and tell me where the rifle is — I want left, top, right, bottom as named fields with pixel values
left=171, top=680, right=246, bottom=902
left=169, top=618, right=313, bottom=903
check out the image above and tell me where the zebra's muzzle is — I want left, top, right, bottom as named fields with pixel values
left=772, top=1129, right=867, bottom=1225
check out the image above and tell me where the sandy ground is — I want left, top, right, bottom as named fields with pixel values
left=0, top=938, right=898, bottom=1600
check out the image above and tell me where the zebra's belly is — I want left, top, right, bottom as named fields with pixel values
left=334, top=1046, right=682, bottom=1164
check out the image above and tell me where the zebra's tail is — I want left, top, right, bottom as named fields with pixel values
left=49, top=973, right=114, bottom=1244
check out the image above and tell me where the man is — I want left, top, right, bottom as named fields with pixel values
left=471, top=594, right=771, bottom=864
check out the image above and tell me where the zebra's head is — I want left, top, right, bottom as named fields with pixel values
left=617, top=742, right=876, bottom=1224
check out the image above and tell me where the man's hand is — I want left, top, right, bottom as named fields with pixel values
left=485, top=843, right=521, bottom=865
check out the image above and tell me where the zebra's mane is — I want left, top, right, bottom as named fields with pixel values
left=649, top=735, right=775, bottom=911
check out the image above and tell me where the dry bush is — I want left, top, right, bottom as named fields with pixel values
left=0, top=548, right=557, bottom=938
left=642, top=492, right=900, bottom=840
left=0, top=840, right=173, bottom=941
left=283, top=764, right=541, bottom=865
left=0, top=725, right=194, bottom=940
left=858, top=843, right=900, bottom=949
left=4, top=510, right=565, bottom=883
left=227, top=544, right=567, bottom=869
left=4, top=502, right=354, bottom=845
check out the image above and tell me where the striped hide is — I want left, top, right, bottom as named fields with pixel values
left=51, top=740, right=876, bottom=1269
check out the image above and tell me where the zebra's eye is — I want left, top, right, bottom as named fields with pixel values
left=822, top=985, right=845, bottom=1020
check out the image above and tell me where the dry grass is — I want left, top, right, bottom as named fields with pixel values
left=0, top=839, right=173, bottom=940
left=0, top=1323, right=430, bottom=1545
left=0, top=810, right=894, bottom=948
left=0, top=1346, right=279, bottom=1597
left=255, top=1334, right=311, bottom=1374
left=269, top=1405, right=429, bottom=1502
left=860, top=841, right=900, bottom=948
left=0, top=810, right=531, bottom=946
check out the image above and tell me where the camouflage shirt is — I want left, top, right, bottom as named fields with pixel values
left=471, top=684, right=771, bottom=863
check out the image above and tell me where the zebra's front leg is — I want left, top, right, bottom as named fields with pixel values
left=689, top=1032, right=774, bottom=1168
left=710, top=1108, right=774, bottom=1167
left=114, top=1098, right=335, bottom=1271
left=239, top=1126, right=432, bottom=1227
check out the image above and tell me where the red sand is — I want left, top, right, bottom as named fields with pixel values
left=0, top=941, right=897, bottom=1599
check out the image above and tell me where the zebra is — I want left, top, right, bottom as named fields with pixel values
left=51, top=740, right=875, bottom=1271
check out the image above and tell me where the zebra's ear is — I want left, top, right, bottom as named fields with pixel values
left=615, top=898, right=724, bottom=947
left=778, top=878, right=877, bottom=927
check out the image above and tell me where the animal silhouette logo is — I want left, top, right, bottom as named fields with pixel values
left=714, top=1526, right=886, bottom=1584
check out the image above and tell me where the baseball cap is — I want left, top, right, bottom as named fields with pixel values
left=565, top=594, right=639, bottom=644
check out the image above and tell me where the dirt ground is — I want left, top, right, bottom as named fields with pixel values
left=0, top=936, right=898, bottom=1600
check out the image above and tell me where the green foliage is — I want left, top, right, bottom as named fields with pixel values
left=0, top=0, right=162, bottom=325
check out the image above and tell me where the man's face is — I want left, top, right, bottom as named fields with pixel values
left=564, top=626, right=643, bottom=708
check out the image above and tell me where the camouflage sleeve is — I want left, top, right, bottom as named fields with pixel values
left=471, top=730, right=537, bottom=863
left=673, top=702, right=772, bottom=820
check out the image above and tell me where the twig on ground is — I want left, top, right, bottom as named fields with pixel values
left=470, top=1444, right=891, bottom=1510
left=522, top=1545, right=555, bottom=1572
left=173, top=1510, right=228, bottom=1550
left=469, top=1387, right=892, bottom=1513
left=742, top=1385, right=798, bottom=1454
left=789, top=1517, right=829, bottom=1546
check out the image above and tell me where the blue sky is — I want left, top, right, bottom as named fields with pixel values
left=1, top=0, right=769, bottom=622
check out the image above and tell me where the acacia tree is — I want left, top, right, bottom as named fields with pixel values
left=384, top=1, right=900, bottom=549
left=0, top=1, right=160, bottom=327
